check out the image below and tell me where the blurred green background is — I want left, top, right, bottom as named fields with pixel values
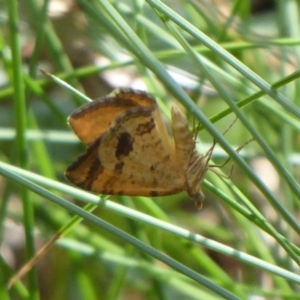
left=1, top=0, right=300, bottom=299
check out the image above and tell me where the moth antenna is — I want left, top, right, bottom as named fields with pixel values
left=221, top=116, right=238, bottom=136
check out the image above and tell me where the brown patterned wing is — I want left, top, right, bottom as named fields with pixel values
left=65, top=106, right=186, bottom=196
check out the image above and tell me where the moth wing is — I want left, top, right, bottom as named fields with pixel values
left=68, top=89, right=156, bottom=145
left=66, top=106, right=186, bottom=196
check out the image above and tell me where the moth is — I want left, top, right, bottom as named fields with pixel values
left=65, top=89, right=214, bottom=208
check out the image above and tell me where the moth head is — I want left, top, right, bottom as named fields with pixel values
left=191, top=191, right=205, bottom=209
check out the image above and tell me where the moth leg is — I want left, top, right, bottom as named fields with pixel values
left=209, top=137, right=255, bottom=178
